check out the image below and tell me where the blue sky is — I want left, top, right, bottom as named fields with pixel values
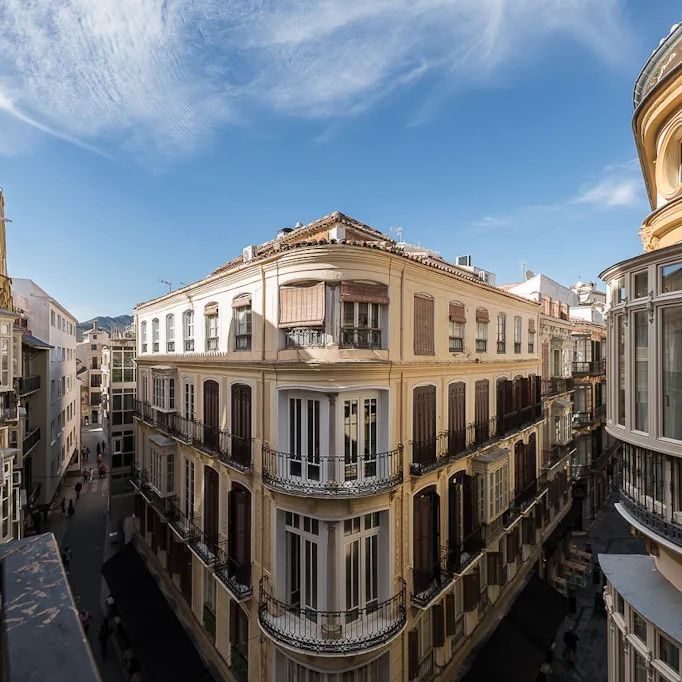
left=0, top=0, right=679, bottom=320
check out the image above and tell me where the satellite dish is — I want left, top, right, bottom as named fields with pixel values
left=525, top=270, right=536, bottom=280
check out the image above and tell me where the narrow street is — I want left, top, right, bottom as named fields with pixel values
left=47, top=424, right=125, bottom=682
left=550, top=495, right=646, bottom=681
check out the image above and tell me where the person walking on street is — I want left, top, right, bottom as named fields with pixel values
left=96, top=443, right=101, bottom=456
left=97, top=452, right=102, bottom=466
left=98, top=618, right=110, bottom=658
left=101, top=440, right=106, bottom=453
left=62, top=545, right=72, bottom=573
left=79, top=610, right=92, bottom=635
left=60, top=497, right=66, bottom=514
left=89, top=467, right=94, bottom=483
left=67, top=499, right=75, bottom=517
left=82, top=469, right=88, bottom=485
left=563, top=627, right=580, bottom=666
left=75, top=481, right=82, bottom=500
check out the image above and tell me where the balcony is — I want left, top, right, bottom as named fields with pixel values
left=573, top=406, right=604, bottom=428
left=215, top=551, right=252, bottom=601
left=22, top=427, right=40, bottom=456
left=134, top=401, right=252, bottom=472
left=258, top=578, right=406, bottom=654
left=476, top=339, right=487, bottom=352
left=541, top=377, right=574, bottom=398
left=284, top=327, right=325, bottom=349
left=619, top=490, right=682, bottom=549
left=184, top=340, right=195, bottom=351
left=447, top=527, right=484, bottom=574
left=262, top=445, right=402, bottom=497
left=166, top=341, right=175, bottom=352
left=235, top=334, right=251, bottom=351
left=448, top=336, right=464, bottom=353
left=572, top=359, right=606, bottom=376
left=495, top=404, right=543, bottom=438
left=18, top=375, right=40, bottom=396
left=206, top=337, right=219, bottom=352
left=542, top=442, right=574, bottom=469
left=413, top=546, right=455, bottom=608
left=341, top=327, right=382, bottom=349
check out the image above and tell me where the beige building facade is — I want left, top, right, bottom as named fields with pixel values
left=76, top=323, right=110, bottom=426
left=130, top=212, right=576, bottom=681
left=600, top=21, right=682, bottom=682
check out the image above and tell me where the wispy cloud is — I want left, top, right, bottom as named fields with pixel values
left=570, top=160, right=644, bottom=207
left=0, top=0, right=630, bottom=157
left=471, top=215, right=509, bottom=228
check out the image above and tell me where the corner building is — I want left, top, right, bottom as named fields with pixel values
left=133, top=213, right=565, bottom=681
left=600, top=22, right=682, bottom=682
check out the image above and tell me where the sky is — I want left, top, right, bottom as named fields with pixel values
left=0, top=0, right=680, bottom=321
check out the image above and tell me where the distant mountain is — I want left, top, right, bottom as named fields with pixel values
left=77, top=315, right=133, bottom=341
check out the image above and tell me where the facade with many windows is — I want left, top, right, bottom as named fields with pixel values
left=599, top=22, right=682, bottom=682
left=131, top=212, right=573, bottom=680
left=76, top=323, right=110, bottom=426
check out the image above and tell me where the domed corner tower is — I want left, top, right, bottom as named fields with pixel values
left=600, top=22, right=682, bottom=682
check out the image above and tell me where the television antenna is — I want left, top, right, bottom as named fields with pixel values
left=391, top=226, right=405, bottom=243
left=160, top=279, right=172, bottom=293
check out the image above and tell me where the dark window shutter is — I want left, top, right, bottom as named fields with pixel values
left=463, top=570, right=480, bottom=611
left=448, top=382, right=466, bottom=454
left=413, top=386, right=437, bottom=466
left=432, top=603, right=445, bottom=647
left=414, top=296, right=434, bottom=355
left=408, top=628, right=420, bottom=680
left=229, top=486, right=252, bottom=585
left=445, top=593, right=456, bottom=636
left=158, top=521, right=168, bottom=552
left=506, top=530, right=518, bottom=563
left=542, top=342, right=550, bottom=378
left=487, top=552, right=502, bottom=585
left=535, top=501, right=544, bottom=529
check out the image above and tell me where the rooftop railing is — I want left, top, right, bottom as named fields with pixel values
left=619, top=489, right=682, bottom=549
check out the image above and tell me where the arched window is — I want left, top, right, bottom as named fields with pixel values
left=513, top=316, right=522, bottom=354
left=151, top=318, right=160, bottom=352
left=497, top=314, right=506, bottom=353
left=205, top=302, right=219, bottom=352
left=183, top=310, right=194, bottom=351
left=140, top=321, right=148, bottom=353
left=166, top=314, right=175, bottom=352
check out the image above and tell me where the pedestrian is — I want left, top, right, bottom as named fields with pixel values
left=99, top=464, right=105, bottom=480
left=101, top=440, right=106, bottom=453
left=60, top=497, right=66, bottom=514
left=62, top=545, right=72, bottom=573
left=67, top=499, right=75, bottom=517
left=89, top=467, right=94, bottom=483
left=563, top=627, right=579, bottom=666
left=97, top=452, right=102, bottom=466
left=98, top=619, right=110, bottom=658
left=96, top=443, right=101, bottom=456
left=82, top=469, right=88, bottom=485
left=79, top=609, right=92, bottom=634
left=75, top=481, right=82, bottom=500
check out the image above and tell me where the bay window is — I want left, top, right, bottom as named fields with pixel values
left=488, top=464, right=508, bottom=519
left=340, top=282, right=388, bottom=349
left=149, top=447, right=175, bottom=495
left=166, top=314, right=175, bottom=352
left=183, top=310, right=194, bottom=351
left=152, top=373, right=175, bottom=412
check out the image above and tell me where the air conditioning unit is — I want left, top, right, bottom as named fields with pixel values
left=456, top=255, right=472, bottom=267
left=242, top=245, right=254, bottom=262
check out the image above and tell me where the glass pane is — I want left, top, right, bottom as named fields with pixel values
left=662, top=306, right=682, bottom=439
left=358, top=303, right=369, bottom=328
left=662, top=263, right=682, bottom=293
left=343, top=302, right=355, bottom=327
left=634, top=271, right=648, bottom=298
left=634, top=311, right=648, bottom=432
left=617, top=316, right=625, bottom=426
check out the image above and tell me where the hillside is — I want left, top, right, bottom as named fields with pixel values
left=77, top=315, right=133, bottom=341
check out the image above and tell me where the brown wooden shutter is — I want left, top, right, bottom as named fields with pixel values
left=448, top=302, right=466, bottom=323
left=432, top=603, right=445, bottom=647
left=542, top=342, right=550, bottom=379
left=413, top=386, right=436, bottom=465
left=232, top=293, right=252, bottom=308
left=340, top=282, right=389, bottom=304
left=229, top=485, right=251, bottom=585
left=408, top=628, right=419, bottom=680
left=445, top=593, right=456, bottom=636
left=522, top=517, right=535, bottom=545
left=506, top=528, right=519, bottom=563
left=204, top=466, right=219, bottom=550
left=278, top=283, right=326, bottom=328
left=139, top=500, right=146, bottom=535
left=535, top=501, right=544, bottom=529
left=448, top=382, right=466, bottom=454
left=203, top=379, right=220, bottom=450
left=487, top=552, right=503, bottom=585
left=463, top=569, right=480, bottom=611
left=159, top=522, right=168, bottom=552
left=476, top=307, right=489, bottom=322
left=230, top=600, right=239, bottom=647
left=414, top=295, right=435, bottom=355
left=231, top=383, right=252, bottom=467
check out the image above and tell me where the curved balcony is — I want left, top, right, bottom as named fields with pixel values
left=258, top=579, right=406, bottom=654
left=619, top=490, right=682, bottom=550
left=262, top=444, right=402, bottom=497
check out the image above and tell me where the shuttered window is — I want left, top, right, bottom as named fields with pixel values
left=340, top=282, right=389, bottom=304
left=487, top=552, right=503, bottom=585
left=432, top=603, right=445, bottom=647
left=445, top=593, right=456, bottom=635
left=447, top=382, right=466, bottom=455
left=279, top=283, right=326, bottom=328
left=414, top=295, right=435, bottom=355
left=463, top=569, right=480, bottom=611
left=408, top=628, right=419, bottom=680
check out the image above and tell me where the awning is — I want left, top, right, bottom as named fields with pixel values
left=102, top=543, right=213, bottom=682
left=528, top=319, right=536, bottom=333
left=449, top=301, right=466, bottom=323
left=148, top=434, right=175, bottom=448
left=204, top=302, right=219, bottom=316
left=463, top=575, right=568, bottom=681
left=340, top=282, right=389, bottom=305
left=475, top=307, right=489, bottom=323
left=279, top=283, right=325, bottom=328
left=232, top=293, right=252, bottom=308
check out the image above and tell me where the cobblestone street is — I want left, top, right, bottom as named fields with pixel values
left=549, top=495, right=646, bottom=681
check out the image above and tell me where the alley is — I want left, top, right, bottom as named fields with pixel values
left=550, top=495, right=646, bottom=682
left=48, top=425, right=125, bottom=682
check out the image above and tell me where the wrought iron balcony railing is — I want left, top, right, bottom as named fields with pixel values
left=258, top=578, right=406, bottom=654
left=572, top=359, right=606, bottom=376
left=22, top=426, right=40, bottom=455
left=284, top=327, right=325, bottom=349
left=447, top=527, right=484, bottom=574
left=234, top=334, right=251, bottom=351
left=184, top=339, right=195, bottom=351
left=413, top=546, right=455, bottom=608
left=495, top=404, right=543, bottom=438
left=134, top=400, right=253, bottom=472
left=449, top=337, right=464, bottom=353
left=262, top=444, right=402, bottom=496
left=206, top=337, right=219, bottom=351
left=541, top=377, right=574, bottom=398
left=166, top=500, right=194, bottom=539
left=543, top=441, right=574, bottom=469
left=18, top=375, right=40, bottom=396
left=475, top=339, right=487, bottom=352
left=340, top=327, right=382, bottom=349
left=619, top=490, right=682, bottom=549
left=214, top=551, right=252, bottom=601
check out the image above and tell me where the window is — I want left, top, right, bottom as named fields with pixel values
left=279, top=283, right=326, bottom=349
left=476, top=309, right=489, bottom=352
left=659, top=633, right=680, bottom=672
left=152, top=374, right=175, bottom=411
left=663, top=306, right=682, bottom=439
left=51, top=310, right=56, bottom=326
left=183, top=458, right=195, bottom=520
left=0, top=323, right=10, bottom=388
left=183, top=310, right=194, bottom=351
left=634, top=271, right=648, bottom=298
left=344, top=512, right=380, bottom=618
left=615, top=591, right=625, bottom=616
left=616, top=315, right=625, bottom=426
left=634, top=311, right=648, bottom=432
left=342, top=301, right=381, bottom=349
left=152, top=318, right=160, bottom=352
left=284, top=512, right=319, bottom=613
left=288, top=396, right=320, bottom=482
left=662, top=262, right=682, bottom=293
left=166, top=314, right=175, bottom=352
left=343, top=396, right=378, bottom=482
left=513, top=316, right=521, bottom=353
left=488, top=465, right=508, bottom=518
left=141, top=321, right=148, bottom=353
left=632, top=610, right=647, bottom=642
left=91, top=344, right=97, bottom=351
left=449, top=321, right=464, bottom=353
left=496, top=314, right=506, bottom=353
left=414, top=295, right=434, bottom=355
left=528, top=320, right=536, bottom=353
left=91, top=357, right=99, bottom=370
left=634, top=653, right=647, bottom=682
left=612, top=276, right=626, bottom=304
left=149, top=447, right=174, bottom=495
left=233, top=296, right=252, bottom=351
left=205, top=310, right=219, bottom=352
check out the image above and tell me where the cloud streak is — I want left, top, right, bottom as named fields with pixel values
left=0, top=0, right=630, bottom=157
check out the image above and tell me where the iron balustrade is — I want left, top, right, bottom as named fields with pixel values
left=341, top=327, right=382, bottom=349
left=412, top=546, right=455, bottom=607
left=482, top=515, right=505, bottom=544
left=513, top=477, right=540, bottom=511
left=497, top=341, right=506, bottom=354
left=514, top=342, right=521, bottom=354
left=206, top=337, right=219, bottom=351
left=184, top=339, right=195, bottom=351
left=495, top=404, right=543, bottom=437
left=166, top=341, right=175, bottom=352
left=475, top=339, right=487, bottom=352
left=2, top=406, right=18, bottom=422
left=573, top=411, right=594, bottom=426
left=258, top=578, right=406, bottom=654
left=449, top=337, right=464, bottom=353
left=262, top=444, right=402, bottom=496
left=572, top=360, right=606, bottom=376
left=619, top=490, right=682, bottom=548
left=22, top=427, right=40, bottom=454
left=18, top=375, right=40, bottom=395
left=446, top=527, right=484, bottom=574
left=235, top=334, right=252, bottom=351
left=214, top=551, right=253, bottom=601
left=543, top=442, right=573, bottom=468
left=541, top=377, right=575, bottom=397
left=166, top=499, right=194, bottom=539
left=284, top=327, right=325, bottom=349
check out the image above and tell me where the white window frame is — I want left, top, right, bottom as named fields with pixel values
left=205, top=314, right=219, bottom=351
left=488, top=463, right=508, bottom=519
left=152, top=318, right=160, bottom=352
left=141, top=321, right=148, bottom=353
left=166, top=314, right=175, bottom=352
left=183, top=310, right=195, bottom=351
